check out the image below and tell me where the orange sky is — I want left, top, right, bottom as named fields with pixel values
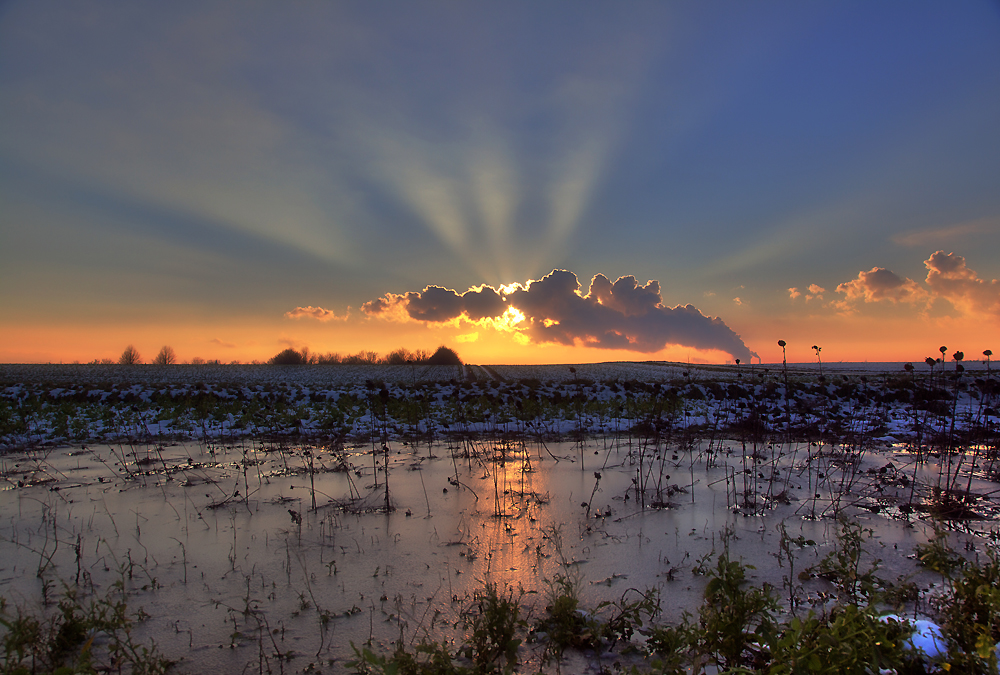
left=5, top=299, right=995, bottom=366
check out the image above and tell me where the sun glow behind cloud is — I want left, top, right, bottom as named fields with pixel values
left=489, top=306, right=526, bottom=332
left=361, top=269, right=756, bottom=361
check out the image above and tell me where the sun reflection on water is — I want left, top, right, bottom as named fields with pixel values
left=464, top=441, right=560, bottom=596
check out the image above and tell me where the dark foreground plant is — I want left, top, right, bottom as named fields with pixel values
left=460, top=582, right=525, bottom=672
left=533, top=574, right=596, bottom=661
left=347, top=641, right=471, bottom=675
left=347, top=582, right=525, bottom=675
left=351, top=533, right=1000, bottom=675
left=767, top=604, right=912, bottom=675
left=938, top=553, right=1000, bottom=674
left=808, top=518, right=885, bottom=605
left=0, top=584, right=173, bottom=675
left=644, top=543, right=923, bottom=675
left=690, top=548, right=778, bottom=671
left=917, top=530, right=1000, bottom=674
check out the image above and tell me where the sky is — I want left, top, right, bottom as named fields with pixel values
left=2, top=2, right=999, bottom=366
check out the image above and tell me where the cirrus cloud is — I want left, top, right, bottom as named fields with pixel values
left=362, top=269, right=757, bottom=361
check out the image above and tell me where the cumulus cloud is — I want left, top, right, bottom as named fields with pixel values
left=924, top=251, right=1000, bottom=314
left=362, top=269, right=757, bottom=361
left=827, top=251, right=999, bottom=315
left=284, top=306, right=348, bottom=321
left=361, top=286, right=505, bottom=324
left=789, top=284, right=831, bottom=304
left=836, top=268, right=927, bottom=304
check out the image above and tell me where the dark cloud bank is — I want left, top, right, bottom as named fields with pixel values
left=362, top=270, right=757, bottom=362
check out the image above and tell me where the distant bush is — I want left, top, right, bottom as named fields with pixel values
left=270, top=348, right=308, bottom=365
left=427, top=346, right=462, bottom=365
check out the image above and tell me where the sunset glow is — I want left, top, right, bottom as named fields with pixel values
left=2, top=3, right=998, bottom=365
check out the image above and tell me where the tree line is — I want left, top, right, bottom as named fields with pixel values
left=95, top=344, right=462, bottom=366
left=268, top=345, right=462, bottom=366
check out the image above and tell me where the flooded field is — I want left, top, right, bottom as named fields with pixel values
left=2, top=434, right=998, bottom=673
left=1, top=361, right=998, bottom=673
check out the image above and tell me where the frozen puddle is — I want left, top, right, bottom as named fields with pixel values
left=1, top=437, right=996, bottom=672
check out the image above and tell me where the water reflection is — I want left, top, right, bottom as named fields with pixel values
left=468, top=440, right=551, bottom=593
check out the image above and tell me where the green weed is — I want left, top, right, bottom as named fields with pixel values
left=460, top=582, right=525, bottom=673
left=534, top=574, right=599, bottom=661
left=0, top=585, right=173, bottom=675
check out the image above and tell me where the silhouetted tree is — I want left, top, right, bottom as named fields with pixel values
left=383, top=348, right=429, bottom=365
left=426, top=346, right=462, bottom=365
left=384, top=348, right=411, bottom=365
left=341, top=351, right=378, bottom=365
left=152, top=345, right=177, bottom=365
left=118, top=344, right=142, bottom=365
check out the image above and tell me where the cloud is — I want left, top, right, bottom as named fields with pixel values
left=828, top=251, right=999, bottom=316
left=361, top=286, right=506, bottom=324
left=363, top=269, right=757, bottom=361
left=789, top=284, right=825, bottom=302
left=210, top=338, right=236, bottom=348
left=924, top=251, right=1000, bottom=314
left=835, top=267, right=927, bottom=304
left=588, top=275, right=663, bottom=316
left=284, top=306, right=348, bottom=321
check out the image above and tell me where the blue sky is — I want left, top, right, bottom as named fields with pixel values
left=2, top=2, right=999, bottom=364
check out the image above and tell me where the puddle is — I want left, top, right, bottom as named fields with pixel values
left=1, top=437, right=997, bottom=672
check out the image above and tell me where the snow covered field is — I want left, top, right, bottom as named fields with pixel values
left=1, top=360, right=995, bottom=453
